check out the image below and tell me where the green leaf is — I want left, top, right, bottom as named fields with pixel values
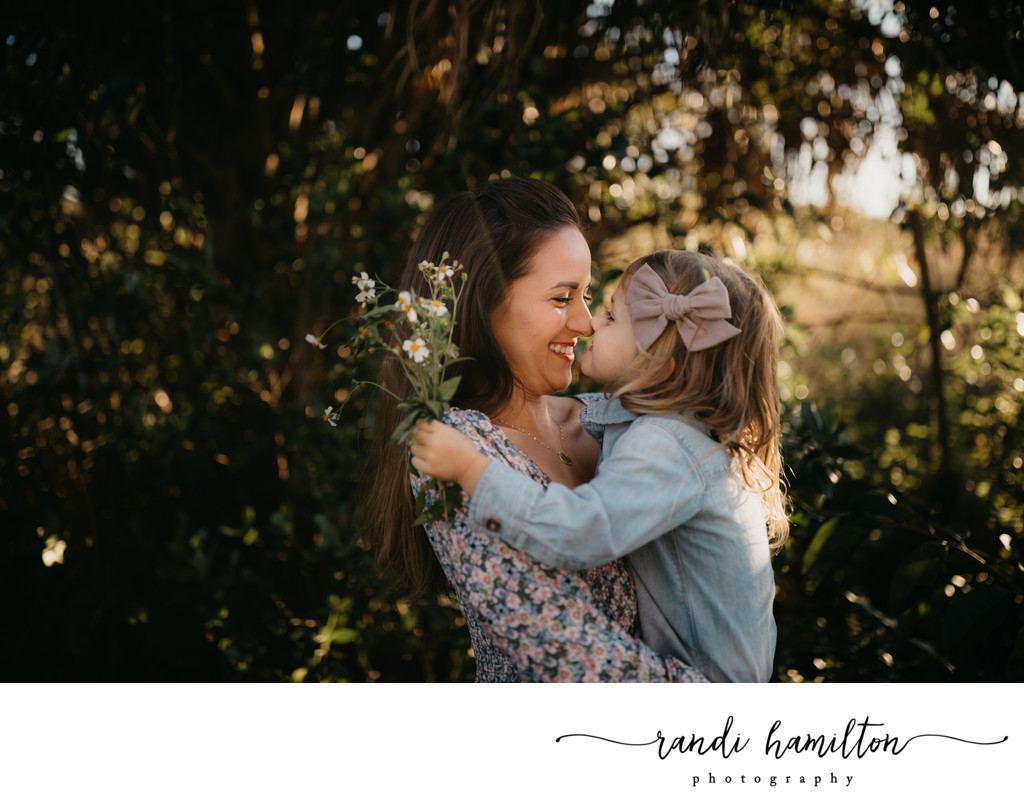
left=413, top=480, right=430, bottom=514
left=360, top=303, right=400, bottom=320
left=801, top=517, right=839, bottom=574
left=800, top=515, right=873, bottom=580
left=330, top=628, right=359, bottom=644
left=411, top=479, right=462, bottom=525
left=391, top=409, right=421, bottom=444
left=438, top=375, right=461, bottom=403
left=413, top=494, right=450, bottom=526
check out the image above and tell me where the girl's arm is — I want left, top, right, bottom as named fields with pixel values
left=416, top=412, right=705, bottom=682
left=411, top=418, right=490, bottom=492
left=414, top=417, right=701, bottom=570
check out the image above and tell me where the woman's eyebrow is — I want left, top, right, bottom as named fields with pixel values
left=548, top=281, right=582, bottom=290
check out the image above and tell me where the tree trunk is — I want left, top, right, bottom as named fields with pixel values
left=908, top=208, right=952, bottom=479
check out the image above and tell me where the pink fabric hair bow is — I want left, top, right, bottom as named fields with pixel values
left=625, top=263, right=742, bottom=352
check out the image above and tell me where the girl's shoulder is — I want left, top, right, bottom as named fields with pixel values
left=623, top=410, right=723, bottom=460
left=632, top=408, right=714, bottom=437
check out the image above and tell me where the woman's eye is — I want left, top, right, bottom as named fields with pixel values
left=553, top=291, right=592, bottom=307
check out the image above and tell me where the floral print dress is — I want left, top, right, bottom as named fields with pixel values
left=413, top=408, right=706, bottom=683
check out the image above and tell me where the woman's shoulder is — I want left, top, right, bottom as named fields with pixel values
left=443, top=406, right=491, bottom=430
left=546, top=392, right=596, bottom=425
left=443, top=408, right=507, bottom=459
left=444, top=407, right=547, bottom=480
left=446, top=398, right=585, bottom=431
left=443, top=407, right=496, bottom=444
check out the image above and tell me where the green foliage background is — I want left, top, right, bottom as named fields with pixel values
left=2, top=0, right=1022, bottom=682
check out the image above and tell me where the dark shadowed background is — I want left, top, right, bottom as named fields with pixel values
left=2, top=0, right=1022, bottom=682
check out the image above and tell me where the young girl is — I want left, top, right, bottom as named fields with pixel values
left=411, top=250, right=788, bottom=682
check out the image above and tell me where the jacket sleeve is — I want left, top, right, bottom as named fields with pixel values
left=467, top=418, right=704, bottom=569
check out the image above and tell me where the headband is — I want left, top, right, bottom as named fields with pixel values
left=625, top=263, right=742, bottom=352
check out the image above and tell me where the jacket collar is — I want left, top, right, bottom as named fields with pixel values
left=580, top=395, right=637, bottom=427
left=579, top=393, right=714, bottom=437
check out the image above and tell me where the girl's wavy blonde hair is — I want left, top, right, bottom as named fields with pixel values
left=607, top=250, right=789, bottom=548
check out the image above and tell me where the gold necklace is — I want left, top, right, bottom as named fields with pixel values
left=492, top=419, right=573, bottom=466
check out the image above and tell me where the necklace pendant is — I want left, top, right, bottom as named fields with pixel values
left=558, top=452, right=573, bottom=466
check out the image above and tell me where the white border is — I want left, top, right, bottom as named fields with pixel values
left=3, top=683, right=1019, bottom=807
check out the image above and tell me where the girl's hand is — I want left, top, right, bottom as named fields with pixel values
left=410, top=419, right=490, bottom=495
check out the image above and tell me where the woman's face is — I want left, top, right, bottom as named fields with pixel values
left=490, top=227, right=594, bottom=398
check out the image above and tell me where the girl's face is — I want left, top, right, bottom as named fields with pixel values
left=580, top=284, right=639, bottom=385
left=490, top=227, right=594, bottom=398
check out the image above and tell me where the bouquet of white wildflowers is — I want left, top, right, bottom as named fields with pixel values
left=307, top=253, right=468, bottom=524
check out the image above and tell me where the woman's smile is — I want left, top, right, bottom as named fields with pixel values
left=549, top=341, right=577, bottom=360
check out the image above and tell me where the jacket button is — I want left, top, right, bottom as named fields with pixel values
left=485, top=518, right=501, bottom=532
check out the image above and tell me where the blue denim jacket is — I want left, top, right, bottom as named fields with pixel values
left=468, top=395, right=777, bottom=682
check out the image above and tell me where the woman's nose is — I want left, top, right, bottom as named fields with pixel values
left=568, top=299, right=594, bottom=337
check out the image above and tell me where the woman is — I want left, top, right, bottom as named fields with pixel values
left=361, top=177, right=704, bottom=682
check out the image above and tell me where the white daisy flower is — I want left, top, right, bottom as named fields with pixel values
left=323, top=406, right=340, bottom=427
left=351, top=272, right=376, bottom=304
left=402, top=338, right=430, bottom=363
left=397, top=290, right=419, bottom=323
left=305, top=333, right=327, bottom=349
left=421, top=297, right=449, bottom=318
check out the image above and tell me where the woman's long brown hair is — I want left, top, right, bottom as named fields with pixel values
left=359, top=177, right=583, bottom=599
